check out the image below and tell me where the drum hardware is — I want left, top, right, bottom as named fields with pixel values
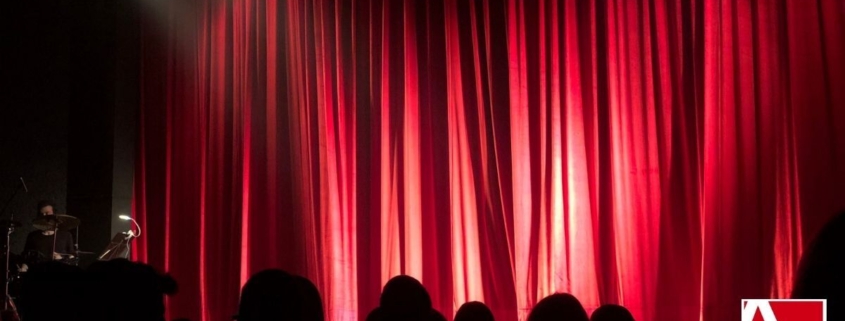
left=0, top=178, right=116, bottom=320
left=1, top=178, right=27, bottom=317
left=0, top=178, right=93, bottom=320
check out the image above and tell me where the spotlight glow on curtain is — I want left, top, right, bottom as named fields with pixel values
left=133, top=0, right=845, bottom=321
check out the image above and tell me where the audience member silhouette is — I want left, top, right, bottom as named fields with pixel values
left=527, top=293, right=589, bottom=321
left=293, top=275, right=325, bottom=321
left=368, top=308, right=446, bottom=321
left=454, top=301, right=495, bottom=321
left=429, top=310, right=447, bottom=321
left=378, top=275, right=433, bottom=320
left=17, top=261, right=87, bottom=321
left=590, top=304, right=634, bottom=321
left=236, top=269, right=325, bottom=321
left=792, top=210, right=845, bottom=321
left=367, top=275, right=453, bottom=321
left=85, top=258, right=177, bottom=321
left=365, top=307, right=384, bottom=321
left=238, top=269, right=292, bottom=320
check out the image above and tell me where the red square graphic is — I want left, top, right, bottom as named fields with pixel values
left=742, top=299, right=826, bottom=321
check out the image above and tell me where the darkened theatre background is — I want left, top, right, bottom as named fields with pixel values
left=131, top=0, right=845, bottom=321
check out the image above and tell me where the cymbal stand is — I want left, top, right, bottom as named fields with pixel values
left=3, top=223, right=14, bottom=312
left=1, top=181, right=23, bottom=313
left=52, top=227, right=58, bottom=259
left=75, top=223, right=79, bottom=257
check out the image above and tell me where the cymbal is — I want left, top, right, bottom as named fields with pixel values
left=32, top=214, right=80, bottom=231
left=0, top=219, right=21, bottom=228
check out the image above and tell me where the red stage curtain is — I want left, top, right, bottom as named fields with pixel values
left=133, top=0, right=845, bottom=321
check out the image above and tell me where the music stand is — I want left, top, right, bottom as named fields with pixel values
left=98, top=232, right=135, bottom=261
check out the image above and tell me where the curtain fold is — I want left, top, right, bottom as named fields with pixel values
left=134, top=0, right=845, bottom=320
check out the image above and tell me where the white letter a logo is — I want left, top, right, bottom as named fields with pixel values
left=742, top=300, right=777, bottom=321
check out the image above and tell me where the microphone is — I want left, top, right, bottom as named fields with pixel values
left=19, top=177, right=27, bottom=193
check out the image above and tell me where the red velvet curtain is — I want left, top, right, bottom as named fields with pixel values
left=133, top=0, right=845, bottom=321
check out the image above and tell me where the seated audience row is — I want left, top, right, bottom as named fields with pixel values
left=238, top=271, right=634, bottom=321
left=10, top=211, right=841, bottom=321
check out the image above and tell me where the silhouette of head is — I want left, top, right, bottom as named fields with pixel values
left=428, top=310, right=447, bottom=321
left=379, top=275, right=432, bottom=319
left=380, top=309, right=447, bottom=321
left=84, top=259, right=177, bottom=321
left=527, top=293, right=589, bottom=321
left=792, top=211, right=845, bottom=320
left=18, top=261, right=86, bottom=321
left=293, top=275, right=325, bottom=321
left=591, top=304, right=634, bottom=321
left=366, top=307, right=384, bottom=321
left=237, top=269, right=324, bottom=321
left=455, top=301, right=495, bottom=321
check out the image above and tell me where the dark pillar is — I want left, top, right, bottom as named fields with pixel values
left=66, top=0, right=139, bottom=266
